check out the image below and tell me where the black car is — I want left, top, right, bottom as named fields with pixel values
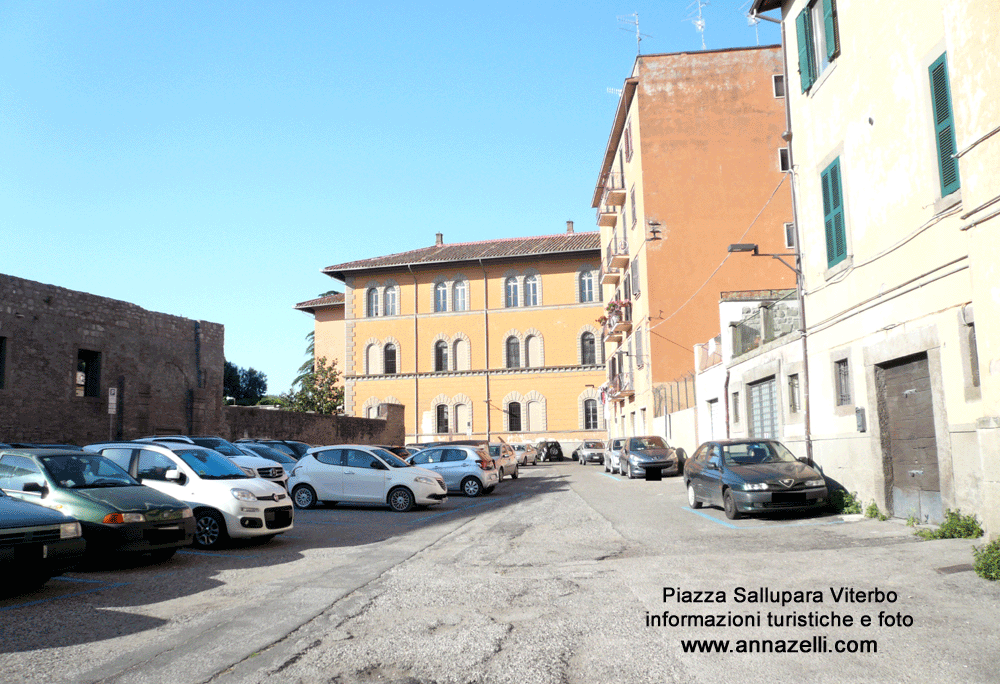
left=537, top=440, right=564, bottom=462
left=0, top=488, right=87, bottom=593
left=684, top=439, right=828, bottom=519
left=236, top=439, right=311, bottom=460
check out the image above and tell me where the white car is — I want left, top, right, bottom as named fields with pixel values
left=87, top=442, right=293, bottom=549
left=136, top=436, right=288, bottom=490
left=289, top=444, right=448, bottom=512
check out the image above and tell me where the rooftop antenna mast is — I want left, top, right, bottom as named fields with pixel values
left=741, top=0, right=761, bottom=44
left=617, top=12, right=652, bottom=55
left=686, top=0, right=709, bottom=50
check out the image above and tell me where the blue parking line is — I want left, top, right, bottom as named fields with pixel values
left=683, top=506, right=740, bottom=529
left=601, top=473, right=620, bottom=482
left=409, top=492, right=529, bottom=523
left=50, top=576, right=107, bottom=584
left=177, top=549, right=257, bottom=559
left=682, top=506, right=848, bottom=530
left=1, top=582, right=129, bottom=611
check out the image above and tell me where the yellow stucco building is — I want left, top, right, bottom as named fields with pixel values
left=305, top=229, right=608, bottom=444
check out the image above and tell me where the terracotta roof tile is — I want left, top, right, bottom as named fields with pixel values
left=294, top=292, right=344, bottom=312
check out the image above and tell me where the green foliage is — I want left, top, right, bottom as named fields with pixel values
left=906, top=514, right=919, bottom=528
left=257, top=395, right=289, bottom=407
left=283, top=357, right=344, bottom=415
left=973, top=539, right=1000, bottom=581
left=915, top=509, right=983, bottom=540
left=223, top=361, right=268, bottom=406
left=829, top=489, right=862, bottom=514
left=864, top=501, right=888, bottom=521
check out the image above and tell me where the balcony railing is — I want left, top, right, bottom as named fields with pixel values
left=596, top=203, right=618, bottom=228
left=609, top=371, right=634, bottom=398
left=605, top=238, right=629, bottom=269
left=600, top=263, right=620, bottom=285
left=696, top=336, right=723, bottom=372
left=730, top=301, right=801, bottom=358
left=602, top=171, right=626, bottom=206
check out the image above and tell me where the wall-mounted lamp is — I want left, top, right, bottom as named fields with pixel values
left=727, top=243, right=801, bottom=276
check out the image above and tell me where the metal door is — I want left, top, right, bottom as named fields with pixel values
left=748, top=377, right=778, bottom=438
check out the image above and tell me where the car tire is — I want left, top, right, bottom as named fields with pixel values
left=194, top=509, right=228, bottom=549
left=462, top=477, right=484, bottom=497
left=675, top=448, right=687, bottom=475
left=511, top=466, right=519, bottom=479
left=723, top=490, right=742, bottom=520
left=626, top=462, right=634, bottom=479
left=388, top=487, right=415, bottom=512
left=498, top=467, right=505, bottom=481
left=687, top=483, right=702, bottom=509
left=292, top=484, right=317, bottom=509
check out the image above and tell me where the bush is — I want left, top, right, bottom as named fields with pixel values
left=865, top=501, right=889, bottom=521
left=915, top=509, right=983, bottom=540
left=829, top=489, right=862, bottom=514
left=973, top=539, right=1000, bottom=581
left=257, top=395, right=289, bottom=407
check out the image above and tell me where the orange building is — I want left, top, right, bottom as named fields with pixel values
left=593, top=46, right=795, bottom=445
left=308, top=229, right=608, bottom=444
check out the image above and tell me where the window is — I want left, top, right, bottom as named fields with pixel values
left=366, top=288, right=380, bottom=317
left=346, top=449, right=378, bottom=469
left=436, top=405, right=449, bottom=434
left=507, top=402, right=522, bottom=432
left=434, top=282, right=447, bottom=312
left=821, top=157, right=847, bottom=267
left=76, top=349, right=101, bottom=398
left=365, top=344, right=378, bottom=375
left=788, top=374, right=801, bottom=413
left=584, top=399, right=599, bottom=430
left=0, top=336, right=6, bottom=390
left=630, top=186, right=637, bottom=228
left=434, top=341, right=449, bottom=372
left=773, top=73, right=786, bottom=98
left=634, top=327, right=644, bottom=368
left=505, top=336, right=520, bottom=369
left=453, top=337, right=470, bottom=371
left=527, top=401, right=543, bottom=431
left=784, top=222, right=796, bottom=249
left=525, top=335, right=541, bottom=368
left=779, top=147, right=791, bottom=172
left=630, top=259, right=640, bottom=296
left=968, top=323, right=980, bottom=389
left=383, top=286, right=397, bottom=316
left=732, top=391, right=740, bottom=423
left=835, top=359, right=851, bottom=406
left=524, top=275, right=539, bottom=307
left=137, top=450, right=176, bottom=481
left=581, top=332, right=596, bottom=365
left=796, top=0, right=839, bottom=92
left=624, top=120, right=633, bottom=161
left=453, top=280, right=468, bottom=311
left=929, top=53, right=960, bottom=197
left=454, top=403, right=470, bottom=435
left=383, top=344, right=397, bottom=375
left=504, top=277, right=519, bottom=308
left=579, top=270, right=595, bottom=302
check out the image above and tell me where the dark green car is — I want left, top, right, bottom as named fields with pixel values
left=0, top=449, right=195, bottom=560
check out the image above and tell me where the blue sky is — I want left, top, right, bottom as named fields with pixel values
left=0, top=1, right=779, bottom=394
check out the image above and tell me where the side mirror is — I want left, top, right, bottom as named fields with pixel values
left=707, top=461, right=720, bottom=471
left=165, top=468, right=185, bottom=484
left=22, top=481, right=48, bottom=497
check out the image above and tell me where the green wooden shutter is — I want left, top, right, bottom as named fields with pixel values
left=796, top=9, right=815, bottom=92
left=822, top=158, right=846, bottom=267
left=822, top=0, right=839, bottom=60
left=929, top=54, right=960, bottom=196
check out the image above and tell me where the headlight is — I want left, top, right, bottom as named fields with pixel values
left=181, top=507, right=194, bottom=518
left=414, top=476, right=434, bottom=485
left=102, top=512, right=146, bottom=524
left=60, top=522, right=82, bottom=539
left=240, top=467, right=255, bottom=477
left=805, top=479, right=826, bottom=488
left=742, top=482, right=770, bottom=491
left=231, top=488, right=256, bottom=501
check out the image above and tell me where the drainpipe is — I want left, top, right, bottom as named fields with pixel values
left=407, top=264, right=419, bottom=441
left=479, top=258, right=492, bottom=441
left=724, top=370, right=731, bottom=439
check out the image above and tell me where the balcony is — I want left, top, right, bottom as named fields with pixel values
left=596, top=203, right=618, bottom=228
left=604, top=317, right=623, bottom=342
left=609, top=371, right=634, bottom=399
left=601, top=171, right=626, bottom=206
left=606, top=238, right=629, bottom=269
left=607, top=300, right=632, bottom=334
left=730, top=299, right=801, bottom=359
left=600, top=263, right=620, bottom=285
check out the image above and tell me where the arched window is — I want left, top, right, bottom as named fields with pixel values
left=436, top=404, right=449, bottom=434
left=365, top=344, right=379, bottom=375
left=453, top=337, right=470, bottom=371
left=584, top=399, right=599, bottom=430
left=504, top=277, right=519, bottom=308
left=525, top=334, right=541, bottom=368
left=383, top=344, right=397, bottom=375
left=454, top=403, right=469, bottom=435
left=434, top=282, right=448, bottom=312
left=453, top=280, right=468, bottom=311
left=507, top=402, right=522, bottom=432
left=505, top=336, right=520, bottom=368
left=434, top=340, right=449, bottom=372
left=366, top=405, right=379, bottom=419
left=366, top=288, right=379, bottom=317
left=524, top=275, right=539, bottom=306
left=579, top=270, right=595, bottom=302
left=527, top=400, right=543, bottom=431
left=581, top=332, right=596, bottom=365
left=384, top=286, right=398, bottom=316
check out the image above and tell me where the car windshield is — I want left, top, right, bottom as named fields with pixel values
left=584, top=441, right=604, bottom=449
left=188, top=437, right=243, bottom=457
left=488, top=446, right=500, bottom=456
left=370, top=448, right=411, bottom=468
left=176, top=449, right=249, bottom=479
left=243, top=445, right=297, bottom=464
left=39, top=454, right=138, bottom=489
left=722, top=442, right=797, bottom=466
left=629, top=437, right=667, bottom=450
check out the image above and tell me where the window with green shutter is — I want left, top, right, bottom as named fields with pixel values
left=929, top=53, right=960, bottom=197
left=797, top=0, right=839, bottom=93
left=821, top=157, right=847, bottom=268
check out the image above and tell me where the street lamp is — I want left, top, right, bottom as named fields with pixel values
left=727, top=243, right=801, bottom=276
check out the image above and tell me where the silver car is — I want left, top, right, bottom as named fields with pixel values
left=407, top=445, right=499, bottom=497
left=511, top=443, right=537, bottom=466
left=577, top=440, right=605, bottom=466
left=605, top=438, right=626, bottom=474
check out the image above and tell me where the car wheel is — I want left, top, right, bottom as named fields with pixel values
left=388, top=487, right=415, bottom=512
left=498, top=467, right=504, bottom=481
left=723, top=490, right=742, bottom=520
left=675, top=448, right=687, bottom=475
left=511, top=466, right=519, bottom=479
left=687, top=483, right=702, bottom=509
left=462, top=477, right=483, bottom=497
left=292, top=484, right=317, bottom=509
left=626, top=462, right=634, bottom=479
left=194, top=510, right=228, bottom=549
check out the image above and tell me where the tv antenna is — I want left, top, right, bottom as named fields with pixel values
left=741, top=0, right=761, bottom=44
left=686, top=0, right=709, bottom=50
left=618, top=12, right=652, bottom=55
left=607, top=87, right=623, bottom=97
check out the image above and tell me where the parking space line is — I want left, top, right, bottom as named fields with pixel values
left=1, top=581, right=129, bottom=612
left=177, top=549, right=258, bottom=559
left=683, top=507, right=740, bottom=529
left=50, top=576, right=107, bottom=584
left=601, top=473, right=620, bottom=482
left=682, top=506, right=848, bottom=530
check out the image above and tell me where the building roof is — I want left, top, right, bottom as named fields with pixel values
left=294, top=292, right=344, bottom=314
left=321, top=232, right=601, bottom=280
left=750, top=0, right=782, bottom=13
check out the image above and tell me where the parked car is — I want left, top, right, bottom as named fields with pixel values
left=371, top=445, right=413, bottom=460
left=235, top=439, right=311, bottom=460
left=406, top=445, right=499, bottom=497
left=488, top=443, right=519, bottom=480
left=236, top=442, right=299, bottom=470
left=0, top=487, right=86, bottom=593
left=536, top=440, right=564, bottom=462
left=289, top=444, right=447, bottom=512
left=8, top=443, right=84, bottom=451
left=138, top=436, right=288, bottom=490
left=0, top=448, right=194, bottom=560
left=87, top=442, right=293, bottom=549
left=618, top=436, right=682, bottom=479
left=684, top=439, right=828, bottom=520
left=604, top=438, right=626, bottom=474
left=511, top=443, right=537, bottom=466
left=576, top=440, right=606, bottom=466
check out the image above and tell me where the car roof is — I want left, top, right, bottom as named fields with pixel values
left=87, top=441, right=219, bottom=454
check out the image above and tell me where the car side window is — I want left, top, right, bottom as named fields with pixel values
left=0, top=455, right=43, bottom=490
left=417, top=449, right=443, bottom=464
left=346, top=450, right=377, bottom=469
left=708, top=445, right=722, bottom=468
left=315, top=449, right=344, bottom=466
left=691, top=445, right=707, bottom=463
left=100, top=448, right=135, bottom=473
left=442, top=449, right=466, bottom=462
left=137, top=450, right=177, bottom=481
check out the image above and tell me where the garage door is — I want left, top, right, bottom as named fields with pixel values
left=748, top=377, right=778, bottom=438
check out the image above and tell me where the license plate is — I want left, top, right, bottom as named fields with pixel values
left=772, top=492, right=807, bottom=503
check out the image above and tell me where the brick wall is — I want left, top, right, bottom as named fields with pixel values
left=222, top=403, right=406, bottom=446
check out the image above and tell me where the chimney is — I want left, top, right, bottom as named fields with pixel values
left=435, top=232, right=443, bottom=246
left=566, top=220, right=574, bottom=234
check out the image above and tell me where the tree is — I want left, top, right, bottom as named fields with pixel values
left=223, top=361, right=268, bottom=405
left=284, top=357, right=344, bottom=414
left=293, top=289, right=340, bottom=389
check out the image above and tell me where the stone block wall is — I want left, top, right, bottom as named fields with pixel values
left=223, top=403, right=406, bottom=446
